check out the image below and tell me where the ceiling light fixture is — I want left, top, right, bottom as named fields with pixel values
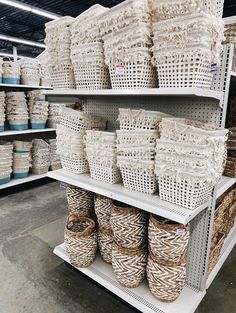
left=0, top=0, right=60, bottom=20
left=0, top=34, right=46, bottom=48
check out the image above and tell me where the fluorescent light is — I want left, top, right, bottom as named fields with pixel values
left=0, top=34, right=46, bottom=48
left=0, top=0, right=60, bottom=20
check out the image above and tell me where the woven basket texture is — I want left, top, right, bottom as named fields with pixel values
left=66, top=185, right=94, bottom=216
left=98, top=227, right=113, bottom=264
left=65, top=214, right=97, bottom=268
left=148, top=215, right=190, bottom=264
left=112, top=241, right=147, bottom=288
left=111, top=201, right=147, bottom=249
left=208, top=232, right=225, bottom=274
left=147, top=250, right=187, bottom=303
left=94, top=195, right=113, bottom=230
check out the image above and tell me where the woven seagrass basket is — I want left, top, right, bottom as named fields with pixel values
left=208, top=232, right=225, bottom=274
left=66, top=185, right=94, bottom=217
left=98, top=227, right=113, bottom=264
left=111, top=200, right=147, bottom=249
left=148, top=215, right=190, bottom=263
left=64, top=213, right=97, bottom=267
left=112, top=241, right=147, bottom=288
left=94, top=195, right=112, bottom=229
left=147, top=250, right=187, bottom=303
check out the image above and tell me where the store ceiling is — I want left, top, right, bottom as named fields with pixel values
left=0, top=0, right=235, bottom=58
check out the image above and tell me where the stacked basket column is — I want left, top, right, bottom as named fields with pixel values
left=0, top=92, right=5, bottom=131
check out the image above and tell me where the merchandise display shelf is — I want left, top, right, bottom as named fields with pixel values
left=0, top=173, right=48, bottom=190
left=206, top=219, right=236, bottom=289
left=44, top=88, right=223, bottom=102
left=224, top=16, right=236, bottom=25
left=47, top=169, right=210, bottom=224
left=231, top=71, right=236, bottom=78
left=216, top=176, right=236, bottom=199
left=54, top=243, right=206, bottom=313
left=0, top=83, right=53, bottom=90
left=0, top=128, right=56, bottom=136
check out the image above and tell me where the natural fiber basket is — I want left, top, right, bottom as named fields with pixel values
left=66, top=185, right=94, bottom=217
left=147, top=250, right=187, bottom=303
left=148, top=215, right=190, bottom=263
left=208, top=232, right=225, bottom=274
left=111, top=201, right=147, bottom=249
left=64, top=214, right=97, bottom=268
left=224, top=157, right=236, bottom=177
left=95, top=195, right=113, bottom=229
left=112, top=241, right=147, bottom=288
left=98, top=227, right=113, bottom=264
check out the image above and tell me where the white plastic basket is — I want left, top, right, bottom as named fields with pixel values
left=117, top=145, right=155, bottom=161
left=157, top=174, right=214, bottom=210
left=87, top=160, right=121, bottom=184
left=118, top=108, right=170, bottom=130
left=117, top=157, right=157, bottom=194
left=60, top=155, right=89, bottom=174
left=149, top=0, right=224, bottom=20
left=108, top=60, right=157, bottom=89
left=73, top=63, right=110, bottom=90
left=49, top=64, right=76, bottom=89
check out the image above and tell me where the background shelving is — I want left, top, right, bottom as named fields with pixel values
left=0, top=173, right=48, bottom=190
left=0, top=128, right=55, bottom=136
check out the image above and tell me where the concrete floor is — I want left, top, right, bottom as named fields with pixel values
left=0, top=181, right=235, bottom=313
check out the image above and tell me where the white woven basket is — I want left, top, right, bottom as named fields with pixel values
left=117, top=145, right=155, bottom=161
left=116, top=130, right=159, bottom=145
left=87, top=160, right=121, bottom=184
left=60, top=155, right=89, bottom=174
left=149, top=0, right=224, bottom=20
left=118, top=108, right=170, bottom=130
left=49, top=64, right=76, bottom=89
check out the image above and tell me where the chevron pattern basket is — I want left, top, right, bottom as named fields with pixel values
left=148, top=215, right=190, bottom=263
left=64, top=214, right=97, bottom=268
left=95, top=195, right=113, bottom=229
left=66, top=185, right=94, bottom=217
left=112, top=241, right=147, bottom=288
left=111, top=201, right=147, bottom=249
left=147, top=251, right=187, bottom=302
left=98, top=227, right=113, bottom=264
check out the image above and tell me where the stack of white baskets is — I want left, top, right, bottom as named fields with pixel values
left=13, top=140, right=32, bottom=179
left=224, top=22, right=236, bottom=71
left=151, top=1, right=224, bottom=88
left=2, top=59, right=20, bottom=84
left=45, top=17, right=75, bottom=89
left=155, top=118, right=228, bottom=210
left=0, top=91, right=5, bottom=131
left=0, top=141, right=13, bottom=184
left=70, top=5, right=110, bottom=89
left=117, top=108, right=169, bottom=194
left=47, top=102, right=75, bottom=128
left=36, top=51, right=52, bottom=86
left=56, top=107, right=106, bottom=174
left=20, top=58, right=40, bottom=86
left=99, top=0, right=157, bottom=89
left=31, top=139, right=50, bottom=174
left=28, top=90, right=48, bottom=129
left=48, top=139, right=61, bottom=170
left=6, top=92, right=28, bottom=130
left=85, top=130, right=120, bottom=184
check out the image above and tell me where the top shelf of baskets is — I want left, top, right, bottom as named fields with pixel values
left=0, top=83, right=53, bottom=90
left=43, top=88, right=223, bottom=102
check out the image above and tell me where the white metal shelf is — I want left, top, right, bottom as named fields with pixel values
left=224, top=16, right=236, bottom=25
left=47, top=169, right=210, bottom=224
left=231, top=71, right=236, bottom=78
left=0, top=173, right=48, bottom=190
left=44, top=88, right=223, bottom=101
left=206, top=220, right=236, bottom=289
left=216, top=176, right=236, bottom=199
left=54, top=243, right=206, bottom=313
left=0, top=128, right=55, bottom=136
left=0, top=83, right=53, bottom=89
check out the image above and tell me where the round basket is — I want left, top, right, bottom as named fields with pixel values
left=112, top=241, right=146, bottom=288
left=98, top=227, right=113, bottom=264
left=64, top=214, right=97, bottom=268
left=13, top=140, right=32, bottom=152
left=147, top=251, right=187, bottom=303
left=110, top=200, right=147, bottom=249
left=148, top=215, right=190, bottom=263
left=95, top=195, right=112, bottom=229
left=66, top=185, right=94, bottom=217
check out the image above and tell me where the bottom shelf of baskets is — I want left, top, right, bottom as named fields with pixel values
left=0, top=173, right=48, bottom=190
left=206, top=218, right=236, bottom=289
left=54, top=243, right=206, bottom=313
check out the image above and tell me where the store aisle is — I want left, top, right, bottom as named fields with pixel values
left=0, top=182, right=235, bottom=313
